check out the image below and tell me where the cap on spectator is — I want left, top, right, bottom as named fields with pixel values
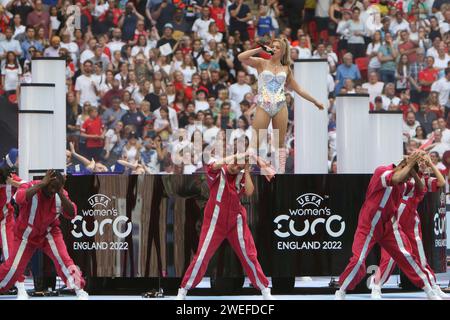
left=196, top=86, right=209, bottom=96
left=164, top=23, right=174, bottom=30
left=4, top=148, right=18, bottom=168
left=374, top=96, right=382, bottom=103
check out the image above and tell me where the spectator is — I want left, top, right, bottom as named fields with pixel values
left=75, top=60, right=99, bottom=108
left=381, top=82, right=400, bottom=110
left=403, top=111, right=420, bottom=142
left=366, top=30, right=382, bottom=75
left=102, top=96, right=127, bottom=130
left=345, top=7, right=366, bottom=58
left=377, top=31, right=398, bottom=83
left=425, top=129, right=447, bottom=158
left=418, top=56, right=439, bottom=102
left=395, top=54, right=411, bottom=93
left=6, top=0, right=33, bottom=25
left=157, top=23, right=177, bottom=49
left=21, top=26, right=43, bottom=60
left=434, top=42, right=450, bottom=73
left=431, top=67, right=450, bottom=118
left=43, top=35, right=60, bottom=57
left=255, top=4, right=274, bottom=38
left=192, top=6, right=215, bottom=40
left=425, top=91, right=444, bottom=118
left=416, top=102, right=438, bottom=135
left=121, top=98, right=145, bottom=137
left=389, top=10, right=410, bottom=36
left=362, top=71, right=385, bottom=104
left=80, top=106, right=106, bottom=161
left=103, top=121, right=124, bottom=164
left=26, top=0, right=50, bottom=39
left=0, top=27, right=22, bottom=60
left=228, top=70, right=252, bottom=107
left=1, top=51, right=21, bottom=93
left=397, top=30, right=418, bottom=64
left=334, top=52, right=361, bottom=94
left=121, top=131, right=141, bottom=164
left=153, top=93, right=178, bottom=131
left=295, top=35, right=312, bottom=59
left=409, top=47, right=426, bottom=103
left=210, top=0, right=226, bottom=34
left=229, top=0, right=252, bottom=41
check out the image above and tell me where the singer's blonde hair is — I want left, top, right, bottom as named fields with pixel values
left=272, top=38, right=292, bottom=67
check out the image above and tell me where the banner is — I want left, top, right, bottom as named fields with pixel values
left=59, top=174, right=447, bottom=279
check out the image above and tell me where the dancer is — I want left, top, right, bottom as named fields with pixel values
left=176, top=139, right=273, bottom=300
left=335, top=151, right=442, bottom=300
left=371, top=152, right=447, bottom=299
left=237, top=37, right=324, bottom=174
left=0, top=170, right=89, bottom=300
left=0, top=149, right=28, bottom=299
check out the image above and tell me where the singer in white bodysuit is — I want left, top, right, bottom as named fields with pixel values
left=237, top=38, right=325, bottom=174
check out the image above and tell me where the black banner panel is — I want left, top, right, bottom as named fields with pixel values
left=59, top=174, right=447, bottom=280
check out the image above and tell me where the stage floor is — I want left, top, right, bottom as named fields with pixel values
left=1, top=272, right=449, bottom=300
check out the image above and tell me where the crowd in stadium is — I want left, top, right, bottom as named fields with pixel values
left=0, top=0, right=449, bottom=175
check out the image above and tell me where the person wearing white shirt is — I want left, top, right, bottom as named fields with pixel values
left=426, top=38, right=441, bottom=59
left=0, top=27, right=22, bottom=60
left=204, top=22, right=223, bottom=43
left=381, top=83, right=400, bottom=110
left=433, top=43, right=450, bottom=72
left=362, top=71, right=385, bottom=103
left=228, top=70, right=252, bottom=105
left=365, top=31, right=382, bottom=73
left=402, top=111, right=420, bottom=143
left=431, top=68, right=450, bottom=109
left=192, top=6, right=215, bottom=40
left=75, top=60, right=99, bottom=107
left=389, top=11, right=410, bottom=36
left=295, top=35, right=312, bottom=58
left=428, top=130, right=449, bottom=158
left=202, top=113, right=220, bottom=145
left=107, top=28, right=125, bottom=56
left=60, top=32, right=79, bottom=68
left=153, top=94, right=179, bottom=130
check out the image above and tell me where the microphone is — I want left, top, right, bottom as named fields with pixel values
left=257, top=41, right=274, bottom=56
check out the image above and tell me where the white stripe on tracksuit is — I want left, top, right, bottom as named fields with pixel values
left=340, top=187, right=392, bottom=291
left=413, top=216, right=436, bottom=286
left=45, top=231, right=79, bottom=290
left=391, top=215, right=433, bottom=290
left=184, top=170, right=226, bottom=290
left=236, top=214, right=265, bottom=290
left=1, top=186, right=12, bottom=260
left=0, top=195, right=38, bottom=289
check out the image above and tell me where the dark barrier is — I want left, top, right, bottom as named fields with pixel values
left=58, top=174, right=447, bottom=282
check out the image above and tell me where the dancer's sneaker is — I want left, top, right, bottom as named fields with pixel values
left=425, top=286, right=442, bottom=300
left=76, top=289, right=89, bottom=300
left=15, top=282, right=29, bottom=300
left=433, top=285, right=448, bottom=298
left=176, top=288, right=187, bottom=300
left=334, top=289, right=346, bottom=300
left=261, top=287, right=275, bottom=300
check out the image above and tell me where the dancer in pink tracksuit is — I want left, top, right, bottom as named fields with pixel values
left=371, top=153, right=447, bottom=299
left=336, top=151, right=442, bottom=300
left=0, top=167, right=28, bottom=299
left=176, top=148, right=273, bottom=300
left=0, top=170, right=89, bottom=300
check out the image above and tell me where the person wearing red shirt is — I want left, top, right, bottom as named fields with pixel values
left=176, top=142, right=273, bottom=300
left=81, top=107, right=105, bottom=161
left=0, top=155, right=28, bottom=299
left=335, top=151, right=442, bottom=300
left=0, top=170, right=88, bottom=299
left=418, top=56, right=439, bottom=101
left=210, top=0, right=226, bottom=34
left=371, top=154, right=448, bottom=299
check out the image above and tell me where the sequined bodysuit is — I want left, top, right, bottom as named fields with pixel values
left=257, top=70, right=287, bottom=117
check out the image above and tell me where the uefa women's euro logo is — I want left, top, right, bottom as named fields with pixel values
left=273, top=193, right=346, bottom=251
left=71, top=194, right=132, bottom=251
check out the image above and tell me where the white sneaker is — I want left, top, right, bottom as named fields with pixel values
left=261, top=287, right=275, bottom=300
left=334, top=289, right=346, bottom=300
left=15, top=282, right=29, bottom=300
left=433, top=285, right=448, bottom=299
left=371, top=285, right=382, bottom=299
left=76, top=289, right=89, bottom=300
left=425, top=286, right=442, bottom=300
left=176, top=288, right=187, bottom=300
